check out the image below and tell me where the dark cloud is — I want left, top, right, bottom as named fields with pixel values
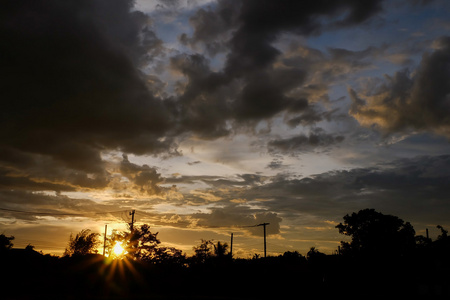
left=286, top=107, right=343, bottom=128
left=175, top=0, right=386, bottom=138
left=120, top=154, right=163, bottom=195
left=268, top=129, right=345, bottom=154
left=266, top=158, right=287, bottom=170
left=233, top=69, right=308, bottom=121
left=279, top=43, right=383, bottom=97
left=349, top=36, right=450, bottom=138
left=179, top=0, right=240, bottom=56
left=405, top=0, right=435, bottom=6
left=224, top=0, right=384, bottom=76
left=226, top=0, right=384, bottom=123
left=157, top=0, right=182, bottom=8
left=170, top=53, right=233, bottom=139
left=238, top=155, right=450, bottom=226
left=0, top=147, right=109, bottom=192
left=327, top=46, right=384, bottom=70
left=0, top=0, right=173, bottom=189
left=162, top=155, right=450, bottom=231
left=0, top=190, right=122, bottom=222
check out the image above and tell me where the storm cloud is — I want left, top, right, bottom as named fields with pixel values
left=0, top=0, right=173, bottom=187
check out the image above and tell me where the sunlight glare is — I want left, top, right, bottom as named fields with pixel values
left=113, top=242, right=125, bottom=256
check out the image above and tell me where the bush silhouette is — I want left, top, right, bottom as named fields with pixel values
left=64, top=229, right=100, bottom=256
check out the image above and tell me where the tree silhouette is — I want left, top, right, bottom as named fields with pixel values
left=151, top=245, right=185, bottom=264
left=107, top=224, right=184, bottom=263
left=306, top=247, right=326, bottom=261
left=191, top=240, right=230, bottom=264
left=213, top=241, right=229, bottom=258
left=192, top=239, right=214, bottom=263
left=0, top=234, right=14, bottom=252
left=64, top=229, right=100, bottom=256
left=415, top=234, right=432, bottom=248
left=282, top=250, right=305, bottom=261
left=127, top=224, right=161, bottom=260
left=433, top=225, right=450, bottom=258
left=336, top=208, right=416, bottom=257
left=437, top=225, right=448, bottom=240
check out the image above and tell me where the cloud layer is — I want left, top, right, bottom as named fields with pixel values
left=350, top=36, right=450, bottom=137
left=0, top=0, right=390, bottom=194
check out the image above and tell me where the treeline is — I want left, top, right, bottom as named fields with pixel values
left=1, top=208, right=450, bottom=299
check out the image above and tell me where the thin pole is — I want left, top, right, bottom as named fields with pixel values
left=103, top=224, right=107, bottom=256
left=129, top=210, right=136, bottom=231
left=263, top=224, right=266, bottom=258
left=257, top=223, right=269, bottom=258
left=230, top=233, right=233, bottom=258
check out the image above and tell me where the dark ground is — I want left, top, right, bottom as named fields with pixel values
left=2, top=249, right=450, bottom=299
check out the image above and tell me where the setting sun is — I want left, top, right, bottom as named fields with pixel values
left=112, top=242, right=125, bottom=257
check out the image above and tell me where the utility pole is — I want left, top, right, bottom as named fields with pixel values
left=129, top=210, right=136, bottom=231
left=230, top=233, right=233, bottom=258
left=257, top=223, right=270, bottom=258
left=103, top=224, right=107, bottom=256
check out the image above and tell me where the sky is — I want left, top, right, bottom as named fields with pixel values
left=1, top=0, right=450, bottom=257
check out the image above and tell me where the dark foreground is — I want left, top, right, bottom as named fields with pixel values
left=2, top=250, right=449, bottom=299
